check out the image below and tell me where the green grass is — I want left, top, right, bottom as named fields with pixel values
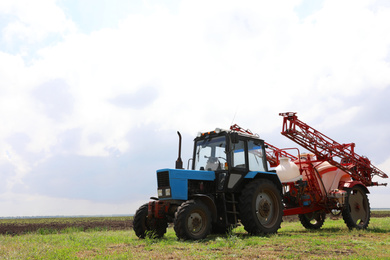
left=0, top=216, right=389, bottom=259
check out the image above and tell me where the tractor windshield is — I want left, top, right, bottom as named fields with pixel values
left=194, top=136, right=227, bottom=171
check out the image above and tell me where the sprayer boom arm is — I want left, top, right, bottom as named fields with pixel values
left=279, top=112, right=388, bottom=186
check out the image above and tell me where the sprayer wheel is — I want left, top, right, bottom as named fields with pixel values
left=298, top=211, right=326, bottom=230
left=342, top=186, right=370, bottom=230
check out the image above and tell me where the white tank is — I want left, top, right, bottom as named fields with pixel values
left=276, top=157, right=301, bottom=182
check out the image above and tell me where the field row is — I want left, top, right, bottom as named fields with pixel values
left=0, top=216, right=133, bottom=235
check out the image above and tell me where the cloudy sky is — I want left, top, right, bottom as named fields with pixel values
left=1, top=0, right=389, bottom=217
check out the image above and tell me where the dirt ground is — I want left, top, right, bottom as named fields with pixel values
left=0, top=212, right=388, bottom=235
left=0, top=219, right=133, bottom=235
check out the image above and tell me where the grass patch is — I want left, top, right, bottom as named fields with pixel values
left=0, top=216, right=389, bottom=259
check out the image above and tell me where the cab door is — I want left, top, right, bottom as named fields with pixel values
left=227, top=138, right=248, bottom=190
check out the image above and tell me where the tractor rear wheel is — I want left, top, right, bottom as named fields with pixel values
left=342, top=186, right=370, bottom=230
left=299, top=211, right=326, bottom=230
left=239, top=179, right=283, bottom=235
left=174, top=200, right=212, bottom=240
left=133, top=203, right=168, bottom=238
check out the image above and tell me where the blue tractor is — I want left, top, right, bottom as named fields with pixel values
left=133, top=126, right=284, bottom=240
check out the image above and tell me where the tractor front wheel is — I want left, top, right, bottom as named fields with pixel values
left=174, top=200, right=212, bottom=240
left=239, top=179, right=283, bottom=235
left=342, top=186, right=370, bottom=230
left=299, top=211, right=326, bottom=230
left=133, top=203, right=168, bottom=238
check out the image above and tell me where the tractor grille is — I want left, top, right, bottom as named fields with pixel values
left=157, top=171, right=170, bottom=187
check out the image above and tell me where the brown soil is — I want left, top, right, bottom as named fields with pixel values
left=0, top=219, right=133, bottom=235
left=371, top=212, right=390, bottom=218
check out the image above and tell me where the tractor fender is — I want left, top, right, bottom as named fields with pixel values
left=340, top=181, right=370, bottom=194
left=190, top=194, right=217, bottom=222
left=246, top=171, right=282, bottom=191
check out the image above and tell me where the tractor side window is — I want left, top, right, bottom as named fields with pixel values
left=232, top=140, right=246, bottom=168
left=248, top=140, right=265, bottom=172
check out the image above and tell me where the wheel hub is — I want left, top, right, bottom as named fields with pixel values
left=258, top=199, right=271, bottom=218
left=188, top=213, right=203, bottom=233
left=354, top=203, right=361, bottom=211
left=256, top=191, right=275, bottom=226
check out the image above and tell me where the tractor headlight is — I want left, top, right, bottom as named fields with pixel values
left=158, top=188, right=171, bottom=197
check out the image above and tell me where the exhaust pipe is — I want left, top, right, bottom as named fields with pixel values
left=175, top=131, right=183, bottom=169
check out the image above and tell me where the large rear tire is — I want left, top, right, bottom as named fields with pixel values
left=342, top=186, right=370, bottom=230
left=133, top=203, right=168, bottom=238
left=174, top=200, right=212, bottom=240
left=299, top=211, right=326, bottom=230
left=239, top=179, right=283, bottom=235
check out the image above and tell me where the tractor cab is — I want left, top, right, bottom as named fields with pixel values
left=192, top=128, right=269, bottom=192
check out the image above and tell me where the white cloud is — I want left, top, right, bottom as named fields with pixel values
left=0, top=0, right=76, bottom=45
left=0, top=0, right=390, bottom=216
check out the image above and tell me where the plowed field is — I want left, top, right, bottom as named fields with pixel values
left=0, top=217, right=133, bottom=235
